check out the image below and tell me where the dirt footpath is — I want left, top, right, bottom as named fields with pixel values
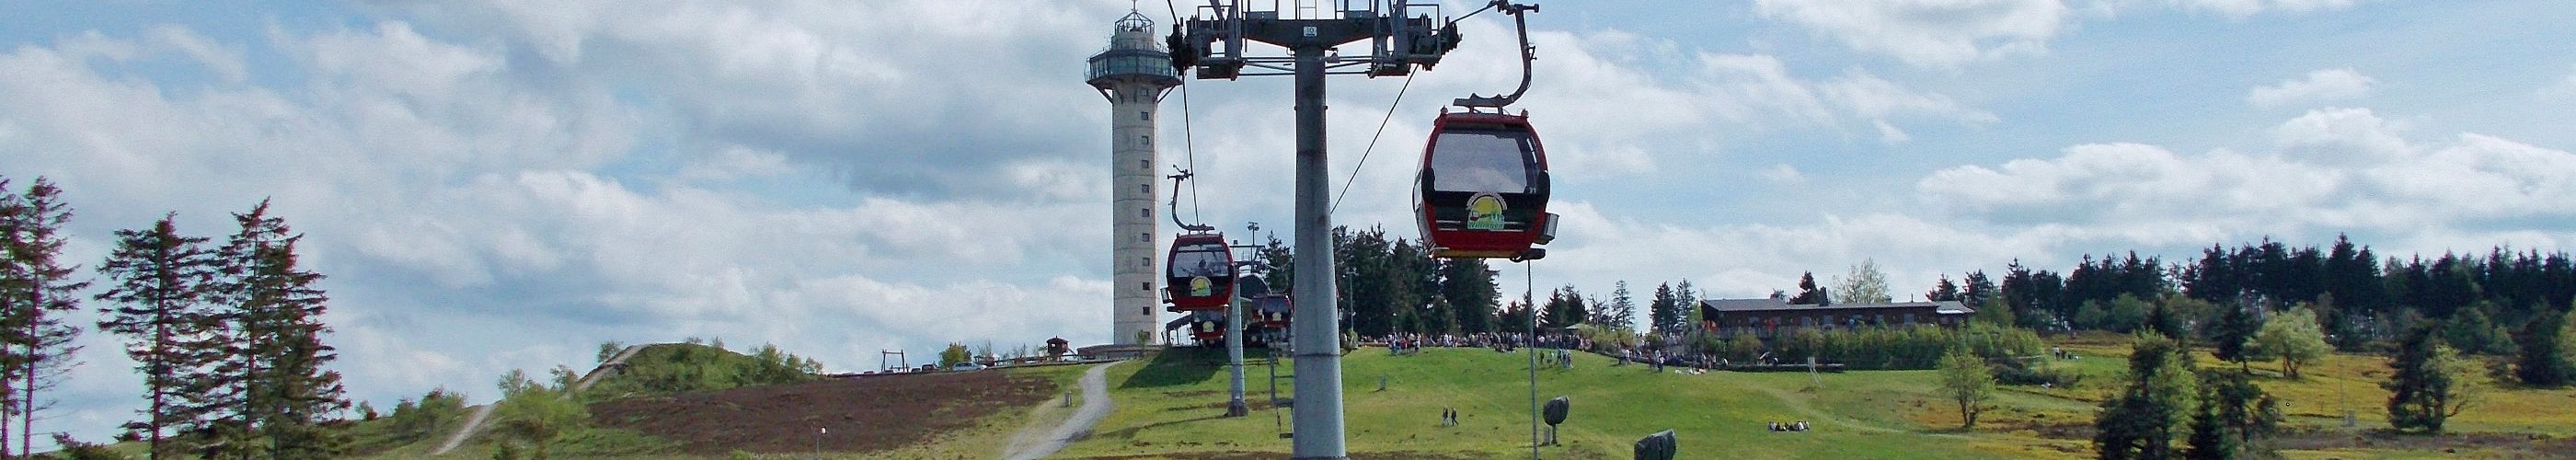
left=590, top=371, right=1058, bottom=454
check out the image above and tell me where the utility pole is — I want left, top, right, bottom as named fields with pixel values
left=1170, top=3, right=1463, bottom=458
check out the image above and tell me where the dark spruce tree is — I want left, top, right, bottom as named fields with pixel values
left=2384, top=326, right=2467, bottom=433
left=2209, top=301, right=2261, bottom=373
left=1926, top=274, right=1961, bottom=302
left=2184, top=370, right=2283, bottom=459
left=1648, top=282, right=1678, bottom=336
left=2516, top=310, right=2572, bottom=386
left=1437, top=258, right=1498, bottom=334
left=1, top=178, right=91, bottom=456
left=95, top=214, right=221, bottom=458
left=2095, top=332, right=2195, bottom=459
left=211, top=201, right=351, bottom=457
left=1790, top=271, right=1831, bottom=306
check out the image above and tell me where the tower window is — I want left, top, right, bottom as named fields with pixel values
left=1142, top=307, right=1151, bottom=315
left=1140, top=233, right=1150, bottom=242
left=1141, top=110, right=1151, bottom=121
left=1142, top=282, right=1150, bottom=292
left=1140, top=159, right=1150, bottom=170
left=1140, top=184, right=1150, bottom=195
left=1143, top=207, right=1152, bottom=218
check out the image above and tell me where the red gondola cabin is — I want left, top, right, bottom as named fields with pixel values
left=1164, top=233, right=1234, bottom=311
left=1416, top=110, right=1555, bottom=259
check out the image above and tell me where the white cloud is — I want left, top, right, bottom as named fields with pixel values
left=145, top=25, right=247, bottom=83
left=2171, top=0, right=2362, bottom=18
left=1919, top=108, right=2576, bottom=243
left=2546, top=64, right=2576, bottom=97
left=1762, top=164, right=1807, bottom=184
left=1754, top=0, right=2071, bottom=67
left=2248, top=68, right=2375, bottom=109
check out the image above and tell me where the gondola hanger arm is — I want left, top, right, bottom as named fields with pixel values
left=1452, top=1, right=1539, bottom=109
left=1166, top=167, right=1213, bottom=233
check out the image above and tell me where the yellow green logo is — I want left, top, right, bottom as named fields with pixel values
left=1466, top=193, right=1507, bottom=231
left=1190, top=276, right=1213, bottom=296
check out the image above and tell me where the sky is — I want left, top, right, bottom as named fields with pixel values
left=4, top=0, right=2575, bottom=448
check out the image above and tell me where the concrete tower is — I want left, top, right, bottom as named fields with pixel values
left=1088, top=11, right=1181, bottom=346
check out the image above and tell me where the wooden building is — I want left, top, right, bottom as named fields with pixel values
left=1697, top=297, right=1975, bottom=339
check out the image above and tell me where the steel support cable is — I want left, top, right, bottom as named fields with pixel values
left=1167, top=0, right=1204, bottom=226
left=1328, top=73, right=1412, bottom=215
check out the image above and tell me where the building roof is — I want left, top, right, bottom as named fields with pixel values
left=1699, top=298, right=1975, bottom=315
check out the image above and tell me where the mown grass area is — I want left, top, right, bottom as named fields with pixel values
left=1054, top=337, right=2576, bottom=459
left=1060, top=347, right=2031, bottom=459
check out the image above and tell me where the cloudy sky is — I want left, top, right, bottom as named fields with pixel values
left=5, top=0, right=2575, bottom=446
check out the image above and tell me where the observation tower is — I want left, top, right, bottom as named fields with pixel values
left=1087, top=11, right=1183, bottom=345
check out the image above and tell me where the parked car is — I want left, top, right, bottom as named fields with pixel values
left=950, top=362, right=986, bottom=372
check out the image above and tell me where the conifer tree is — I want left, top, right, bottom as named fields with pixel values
left=2209, top=301, right=2261, bottom=372
left=1673, top=280, right=1699, bottom=328
left=0, top=178, right=89, bottom=455
left=1608, top=281, right=1637, bottom=332
left=208, top=201, right=350, bottom=457
left=95, top=214, right=219, bottom=459
left=2520, top=310, right=2576, bottom=386
left=2096, top=332, right=2197, bottom=459
left=2386, top=326, right=2473, bottom=433
left=1649, top=282, right=1678, bottom=336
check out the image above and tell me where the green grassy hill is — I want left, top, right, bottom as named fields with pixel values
left=1056, top=339, right=2576, bottom=459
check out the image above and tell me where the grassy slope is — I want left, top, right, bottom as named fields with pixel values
left=1057, top=339, right=2576, bottom=459
left=1063, top=347, right=2025, bottom=459
left=339, top=343, right=1095, bottom=459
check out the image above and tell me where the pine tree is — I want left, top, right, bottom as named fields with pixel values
left=2186, top=371, right=2282, bottom=459
left=1608, top=281, right=1637, bottom=332
left=0, top=178, right=89, bottom=455
left=1791, top=272, right=1830, bottom=305
left=2522, top=310, right=2576, bottom=386
left=2385, top=326, right=2473, bottom=433
left=1437, top=258, right=1498, bottom=334
left=2096, top=332, right=2197, bottom=459
left=95, top=214, right=220, bottom=459
left=1648, top=282, right=1678, bottom=336
left=209, top=201, right=350, bottom=457
left=1926, top=274, right=1961, bottom=302
left=1673, top=280, right=1699, bottom=329
left=2209, top=301, right=2261, bottom=372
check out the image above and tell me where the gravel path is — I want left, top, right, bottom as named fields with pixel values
left=1002, top=362, right=1120, bottom=460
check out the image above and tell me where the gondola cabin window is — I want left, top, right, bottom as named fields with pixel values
left=1169, top=248, right=1229, bottom=279
left=1429, top=130, right=1535, bottom=194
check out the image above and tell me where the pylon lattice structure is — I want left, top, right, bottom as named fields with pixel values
left=1167, top=2, right=1471, bottom=458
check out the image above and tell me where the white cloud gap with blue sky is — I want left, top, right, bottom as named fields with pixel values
left=2, top=0, right=2574, bottom=449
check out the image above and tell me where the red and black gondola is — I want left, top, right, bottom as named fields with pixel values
left=1164, top=232, right=1235, bottom=311
left=1415, top=109, right=1555, bottom=259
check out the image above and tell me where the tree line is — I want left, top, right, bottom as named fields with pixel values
left=1, top=175, right=348, bottom=458
left=1249, top=225, right=1702, bottom=339
left=1928, top=235, right=2576, bottom=388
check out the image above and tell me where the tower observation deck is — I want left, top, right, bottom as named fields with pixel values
left=1088, top=11, right=1183, bottom=346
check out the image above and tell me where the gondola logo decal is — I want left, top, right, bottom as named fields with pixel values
left=1466, top=193, right=1507, bottom=231
left=1190, top=276, right=1213, bottom=296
